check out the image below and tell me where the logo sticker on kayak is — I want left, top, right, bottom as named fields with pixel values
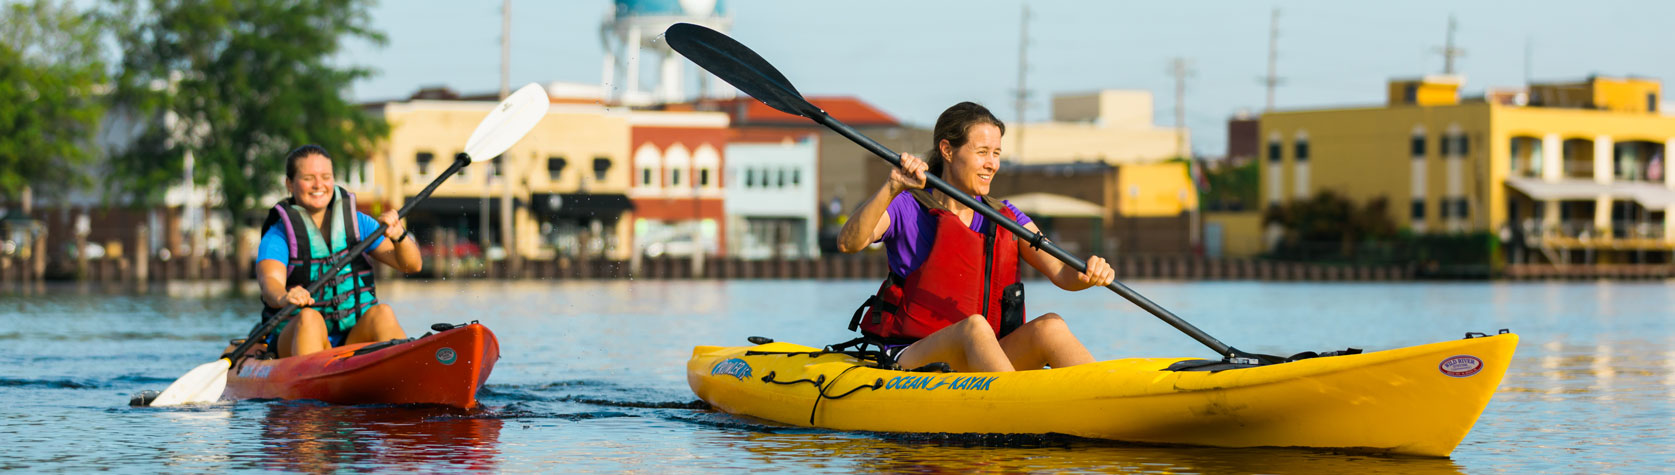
left=1439, top=355, right=1483, bottom=377
left=712, top=358, right=752, bottom=380
left=436, top=347, right=458, bottom=365
left=236, top=364, right=273, bottom=379
left=884, top=375, right=997, bottom=392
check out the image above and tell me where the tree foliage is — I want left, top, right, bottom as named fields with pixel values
left=1263, top=190, right=1399, bottom=261
left=0, top=0, right=108, bottom=202
left=1198, top=159, right=1259, bottom=212
left=106, top=0, right=388, bottom=218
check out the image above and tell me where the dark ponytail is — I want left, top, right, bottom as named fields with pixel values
left=924, top=102, right=1005, bottom=177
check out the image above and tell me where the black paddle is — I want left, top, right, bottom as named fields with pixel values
left=664, top=23, right=1281, bottom=365
left=144, top=83, right=554, bottom=406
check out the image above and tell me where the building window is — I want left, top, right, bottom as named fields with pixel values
left=1440, top=135, right=1452, bottom=156
left=1456, top=135, right=1470, bottom=156
left=491, top=155, right=504, bottom=177
left=416, top=152, right=434, bottom=175
left=671, top=169, right=682, bottom=187
left=1651, top=93, right=1659, bottom=113
left=641, top=169, right=654, bottom=186
left=1410, top=135, right=1426, bottom=157
left=1439, top=198, right=1451, bottom=218
left=1294, top=139, right=1310, bottom=162
left=592, top=157, right=611, bottom=182
left=1455, top=198, right=1469, bottom=218
left=1411, top=199, right=1425, bottom=220
left=1403, top=84, right=1417, bottom=103
left=699, top=168, right=711, bottom=187
left=547, top=157, right=566, bottom=181
left=1267, top=141, right=1281, bottom=163
left=778, top=169, right=787, bottom=187
left=1509, top=141, right=1520, bottom=173
left=791, top=169, right=801, bottom=186
left=745, top=169, right=755, bottom=188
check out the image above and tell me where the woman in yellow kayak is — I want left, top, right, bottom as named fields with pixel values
left=838, top=102, right=1116, bottom=373
left=256, top=145, right=421, bottom=357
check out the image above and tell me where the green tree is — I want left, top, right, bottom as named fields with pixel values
left=1198, top=159, right=1259, bottom=211
left=0, top=0, right=108, bottom=206
left=105, top=0, right=387, bottom=248
left=1263, top=190, right=1398, bottom=262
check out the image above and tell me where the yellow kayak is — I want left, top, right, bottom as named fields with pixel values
left=688, top=332, right=1517, bottom=457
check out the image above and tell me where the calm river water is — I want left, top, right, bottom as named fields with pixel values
left=2, top=278, right=1671, bottom=473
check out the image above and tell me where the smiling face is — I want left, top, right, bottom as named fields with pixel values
left=939, top=123, right=1003, bottom=197
left=286, top=153, right=335, bottom=213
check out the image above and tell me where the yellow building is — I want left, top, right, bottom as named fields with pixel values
left=355, top=85, right=637, bottom=261
left=1116, top=161, right=1199, bottom=217
left=1005, top=90, right=1188, bottom=164
left=1259, top=75, right=1673, bottom=265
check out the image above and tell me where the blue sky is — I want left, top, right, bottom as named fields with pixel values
left=343, top=0, right=1675, bottom=156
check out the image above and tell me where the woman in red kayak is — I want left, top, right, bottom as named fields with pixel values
left=838, top=102, right=1116, bottom=372
left=255, top=145, right=421, bottom=357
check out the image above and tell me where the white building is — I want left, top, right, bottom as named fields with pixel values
left=724, top=136, right=819, bottom=259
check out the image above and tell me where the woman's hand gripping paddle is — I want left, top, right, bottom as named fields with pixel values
left=663, top=23, right=1283, bottom=365
left=142, top=83, right=552, bottom=407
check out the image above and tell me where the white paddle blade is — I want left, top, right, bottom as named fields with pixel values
left=462, top=82, right=550, bottom=162
left=149, top=358, right=230, bottom=406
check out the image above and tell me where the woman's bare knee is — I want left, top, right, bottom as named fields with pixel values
left=350, top=304, right=406, bottom=342
left=280, top=309, right=329, bottom=357
left=959, top=314, right=995, bottom=338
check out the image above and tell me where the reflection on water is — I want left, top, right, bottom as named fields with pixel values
left=250, top=403, right=501, bottom=473
left=708, top=431, right=1468, bottom=474
left=4, top=280, right=1675, bottom=472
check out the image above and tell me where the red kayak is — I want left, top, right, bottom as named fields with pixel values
left=225, top=323, right=500, bottom=409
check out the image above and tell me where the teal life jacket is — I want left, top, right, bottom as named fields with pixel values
left=259, top=185, right=378, bottom=335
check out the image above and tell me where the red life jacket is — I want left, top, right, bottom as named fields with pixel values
left=850, top=190, right=1026, bottom=341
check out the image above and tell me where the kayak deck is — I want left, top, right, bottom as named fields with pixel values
left=689, top=333, right=1517, bottom=457
left=226, top=323, right=500, bottom=409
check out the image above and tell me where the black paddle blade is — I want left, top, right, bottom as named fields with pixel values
left=664, top=22, right=823, bottom=119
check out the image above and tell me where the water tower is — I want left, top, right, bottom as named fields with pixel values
left=601, top=0, right=732, bottom=105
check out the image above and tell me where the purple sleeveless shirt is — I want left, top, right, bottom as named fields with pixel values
left=875, top=191, right=1032, bottom=277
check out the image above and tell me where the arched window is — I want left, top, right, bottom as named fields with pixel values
left=1293, top=130, right=1310, bottom=162
left=694, top=144, right=721, bottom=189
left=634, top=143, right=662, bottom=189
left=664, top=143, right=691, bottom=189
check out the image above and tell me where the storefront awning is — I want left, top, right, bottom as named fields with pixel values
left=530, top=193, right=634, bottom=218
left=403, top=196, right=523, bottom=215
left=1505, top=177, right=1675, bottom=211
left=1001, top=193, right=1105, bottom=218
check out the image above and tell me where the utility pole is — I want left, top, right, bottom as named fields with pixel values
left=500, top=0, right=511, bottom=99
left=1168, top=57, right=1193, bottom=160
left=487, top=0, right=512, bottom=277
left=1262, top=8, right=1283, bottom=111
left=1168, top=57, right=1197, bottom=251
left=1434, top=14, right=1466, bottom=75
left=1013, top=3, right=1030, bottom=161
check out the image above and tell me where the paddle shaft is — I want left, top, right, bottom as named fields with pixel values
left=226, top=153, right=473, bottom=366
left=814, top=115, right=1243, bottom=359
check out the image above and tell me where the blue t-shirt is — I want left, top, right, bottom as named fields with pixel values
left=257, top=211, right=385, bottom=266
